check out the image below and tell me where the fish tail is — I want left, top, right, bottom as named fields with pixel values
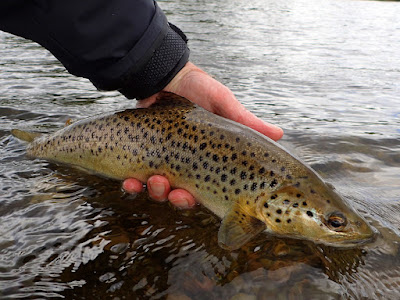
left=11, top=129, right=42, bottom=142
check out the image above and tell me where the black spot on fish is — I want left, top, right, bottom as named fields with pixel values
left=326, top=200, right=331, bottom=204
left=204, top=175, right=211, bottom=182
left=251, top=183, right=257, bottom=191
left=264, top=203, right=269, bottom=208
left=221, top=174, right=227, bottom=182
left=310, top=189, right=316, bottom=194
left=241, top=150, right=247, bottom=156
left=192, top=162, right=198, bottom=170
left=240, top=171, right=247, bottom=179
left=264, top=152, right=269, bottom=158
left=230, top=167, right=237, bottom=175
left=275, top=218, right=281, bottom=223
left=302, top=201, right=307, bottom=206
left=243, top=184, right=248, bottom=190
left=293, top=203, right=299, bottom=208
left=294, top=182, right=300, bottom=188
left=281, top=167, right=286, bottom=172
left=287, top=219, right=292, bottom=223
left=222, top=187, right=227, bottom=193
left=196, top=174, right=201, bottom=179
left=230, top=179, right=236, bottom=186
left=270, top=179, right=278, bottom=188
left=235, top=189, right=241, bottom=195
left=283, top=199, right=290, bottom=205
left=225, top=195, right=229, bottom=201
left=203, top=162, right=209, bottom=169
left=306, top=211, right=313, bottom=217
left=212, top=154, right=219, bottom=162
left=276, top=209, right=282, bottom=214
left=236, top=137, right=240, bottom=142
left=220, top=134, right=225, bottom=140
left=215, top=167, right=221, bottom=174
left=296, top=194, right=301, bottom=198
left=222, top=156, right=228, bottom=163
left=242, top=161, right=248, bottom=167
left=270, top=171, right=275, bottom=177
left=259, top=167, right=266, bottom=175
left=231, top=153, right=237, bottom=161
left=260, top=182, right=266, bottom=189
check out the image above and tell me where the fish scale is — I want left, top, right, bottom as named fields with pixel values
left=12, top=92, right=375, bottom=250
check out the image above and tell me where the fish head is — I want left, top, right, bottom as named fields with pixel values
left=256, top=181, right=375, bottom=247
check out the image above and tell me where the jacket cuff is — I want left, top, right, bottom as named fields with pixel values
left=90, top=3, right=189, bottom=100
left=119, top=23, right=189, bottom=99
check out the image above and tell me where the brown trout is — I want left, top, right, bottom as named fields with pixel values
left=12, top=92, right=375, bottom=250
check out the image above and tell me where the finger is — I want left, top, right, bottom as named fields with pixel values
left=168, top=189, right=197, bottom=209
left=232, top=107, right=284, bottom=141
left=136, top=94, right=157, bottom=108
left=147, top=175, right=171, bottom=202
left=165, top=62, right=284, bottom=141
left=122, top=178, right=144, bottom=194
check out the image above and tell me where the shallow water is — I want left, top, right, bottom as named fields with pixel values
left=1, top=0, right=399, bottom=299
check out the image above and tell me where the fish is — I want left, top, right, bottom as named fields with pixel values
left=11, top=92, right=375, bottom=250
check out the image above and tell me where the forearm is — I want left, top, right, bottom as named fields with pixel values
left=0, top=0, right=189, bottom=99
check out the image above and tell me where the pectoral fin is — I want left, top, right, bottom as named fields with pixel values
left=218, top=203, right=266, bottom=250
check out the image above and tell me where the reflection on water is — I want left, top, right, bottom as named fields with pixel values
left=1, top=0, right=400, bottom=299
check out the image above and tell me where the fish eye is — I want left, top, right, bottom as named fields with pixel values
left=327, top=212, right=347, bottom=231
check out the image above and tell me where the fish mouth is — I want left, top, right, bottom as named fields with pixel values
left=319, top=231, right=377, bottom=248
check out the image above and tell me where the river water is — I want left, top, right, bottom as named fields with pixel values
left=0, top=0, right=399, bottom=299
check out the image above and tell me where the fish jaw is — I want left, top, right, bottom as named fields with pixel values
left=253, top=183, right=376, bottom=248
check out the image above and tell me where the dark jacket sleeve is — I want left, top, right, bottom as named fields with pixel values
left=0, top=0, right=189, bottom=99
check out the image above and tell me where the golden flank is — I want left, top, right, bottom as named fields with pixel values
left=12, top=92, right=375, bottom=250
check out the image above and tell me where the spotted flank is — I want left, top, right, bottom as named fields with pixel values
left=12, top=92, right=375, bottom=250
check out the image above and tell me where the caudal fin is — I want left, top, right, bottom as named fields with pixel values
left=11, top=129, right=42, bottom=142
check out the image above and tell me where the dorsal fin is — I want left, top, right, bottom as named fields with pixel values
left=11, top=129, right=42, bottom=142
left=150, top=92, right=194, bottom=108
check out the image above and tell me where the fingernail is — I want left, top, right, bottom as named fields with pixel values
left=173, top=198, right=190, bottom=209
left=151, top=181, right=165, bottom=197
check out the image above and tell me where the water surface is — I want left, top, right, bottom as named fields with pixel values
left=0, top=0, right=399, bottom=299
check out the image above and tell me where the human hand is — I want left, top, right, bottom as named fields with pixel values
left=123, top=62, right=284, bottom=209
